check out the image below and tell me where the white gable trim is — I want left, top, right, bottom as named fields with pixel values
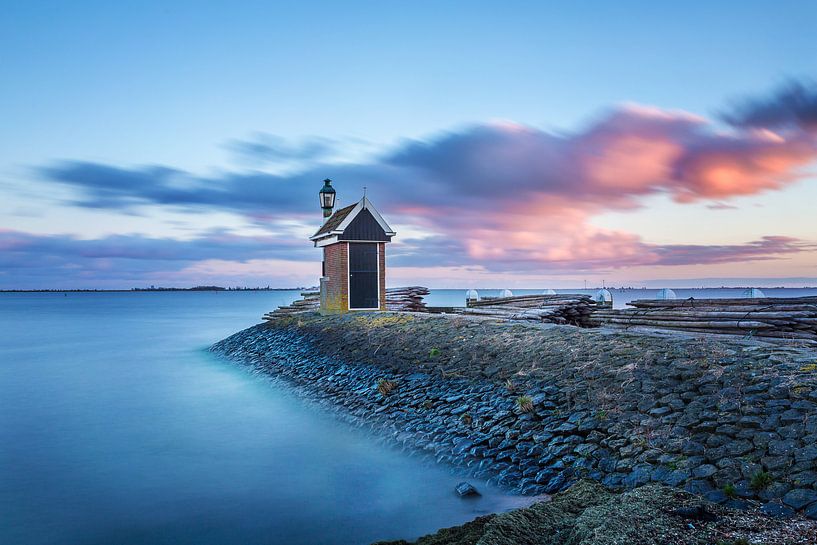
left=309, top=196, right=396, bottom=242
left=360, top=196, right=396, bottom=236
left=332, top=199, right=365, bottom=233
left=314, top=235, right=339, bottom=247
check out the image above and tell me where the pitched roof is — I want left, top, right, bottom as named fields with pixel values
left=310, top=196, right=396, bottom=241
left=312, top=203, right=357, bottom=237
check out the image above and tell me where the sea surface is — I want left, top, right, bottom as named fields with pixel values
left=0, top=291, right=525, bottom=545
left=2, top=288, right=816, bottom=545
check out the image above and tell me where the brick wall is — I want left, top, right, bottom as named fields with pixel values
left=321, top=242, right=349, bottom=313
left=378, top=242, right=386, bottom=310
left=320, top=241, right=387, bottom=313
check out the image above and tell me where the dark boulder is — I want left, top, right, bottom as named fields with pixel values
left=782, top=488, right=817, bottom=510
left=454, top=481, right=480, bottom=497
left=671, top=504, right=718, bottom=522
left=761, top=501, right=795, bottom=519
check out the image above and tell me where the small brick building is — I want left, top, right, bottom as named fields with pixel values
left=310, top=194, right=396, bottom=313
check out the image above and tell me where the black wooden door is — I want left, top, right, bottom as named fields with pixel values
left=349, top=243, right=378, bottom=309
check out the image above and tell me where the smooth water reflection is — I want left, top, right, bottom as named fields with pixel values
left=0, top=292, right=523, bottom=545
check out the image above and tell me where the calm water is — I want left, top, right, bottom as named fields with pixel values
left=3, top=288, right=815, bottom=544
left=0, top=291, right=525, bottom=545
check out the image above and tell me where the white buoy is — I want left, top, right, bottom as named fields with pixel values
left=594, top=289, right=612, bottom=306
left=656, top=288, right=677, bottom=300
left=465, top=289, right=480, bottom=302
left=499, top=289, right=513, bottom=298
left=542, top=288, right=557, bottom=295
left=742, top=288, right=766, bottom=298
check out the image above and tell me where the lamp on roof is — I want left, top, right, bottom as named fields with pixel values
left=319, top=179, right=336, bottom=220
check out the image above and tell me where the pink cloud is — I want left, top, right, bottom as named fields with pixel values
left=387, top=104, right=816, bottom=213
left=672, top=131, right=816, bottom=201
left=382, top=88, right=817, bottom=273
left=30, top=80, right=817, bottom=282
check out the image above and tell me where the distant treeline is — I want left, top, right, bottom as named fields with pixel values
left=0, top=286, right=317, bottom=293
left=2, top=286, right=814, bottom=293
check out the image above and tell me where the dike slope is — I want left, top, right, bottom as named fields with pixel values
left=210, top=311, right=817, bottom=517
left=372, top=480, right=817, bottom=545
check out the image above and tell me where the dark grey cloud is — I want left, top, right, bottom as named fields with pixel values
left=0, top=229, right=311, bottom=264
left=652, top=236, right=814, bottom=267
left=392, top=235, right=814, bottom=273
left=38, top=161, right=320, bottom=215
left=40, top=83, right=817, bottom=222
left=0, top=229, right=314, bottom=288
left=721, top=79, right=817, bottom=131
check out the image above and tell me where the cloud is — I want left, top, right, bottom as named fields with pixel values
left=38, top=162, right=321, bottom=217
left=0, top=229, right=316, bottom=288
left=385, top=104, right=816, bottom=208
left=226, top=133, right=340, bottom=166
left=0, top=229, right=312, bottom=264
left=38, top=109, right=817, bottom=218
left=41, top=84, right=817, bottom=217
left=387, top=202, right=813, bottom=273
left=706, top=202, right=738, bottom=210
left=637, top=277, right=817, bottom=289
left=1, top=225, right=810, bottom=289
left=652, top=236, right=814, bottom=267
left=722, top=79, right=817, bottom=131
left=23, top=80, right=817, bottom=282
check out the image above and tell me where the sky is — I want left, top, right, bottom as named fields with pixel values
left=1, top=1, right=816, bottom=289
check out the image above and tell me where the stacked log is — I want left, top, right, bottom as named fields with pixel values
left=263, top=286, right=431, bottom=319
left=263, top=291, right=320, bottom=319
left=459, top=294, right=596, bottom=326
left=385, top=286, right=430, bottom=312
left=588, top=296, right=817, bottom=343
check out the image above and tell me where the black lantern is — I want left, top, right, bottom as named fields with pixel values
left=319, top=178, right=336, bottom=218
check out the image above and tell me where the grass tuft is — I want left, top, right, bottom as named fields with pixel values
left=516, top=395, right=534, bottom=413
left=750, top=470, right=772, bottom=490
left=377, top=378, right=398, bottom=397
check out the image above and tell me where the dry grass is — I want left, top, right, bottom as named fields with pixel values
left=377, top=378, right=398, bottom=396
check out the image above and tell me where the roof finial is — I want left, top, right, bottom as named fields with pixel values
left=363, top=186, right=367, bottom=198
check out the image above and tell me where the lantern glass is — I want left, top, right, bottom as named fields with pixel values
left=319, top=179, right=336, bottom=209
left=321, top=191, right=335, bottom=208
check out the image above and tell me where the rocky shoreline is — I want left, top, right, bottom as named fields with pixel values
left=210, top=311, right=817, bottom=537
left=372, top=480, right=817, bottom=545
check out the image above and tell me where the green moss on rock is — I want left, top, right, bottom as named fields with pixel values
left=371, top=480, right=817, bottom=545
left=372, top=515, right=495, bottom=545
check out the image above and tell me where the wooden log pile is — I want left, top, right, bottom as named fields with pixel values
left=459, top=294, right=597, bottom=326
left=263, top=291, right=320, bottom=319
left=587, top=296, right=817, bottom=343
left=263, top=286, right=431, bottom=319
left=385, top=286, right=430, bottom=312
